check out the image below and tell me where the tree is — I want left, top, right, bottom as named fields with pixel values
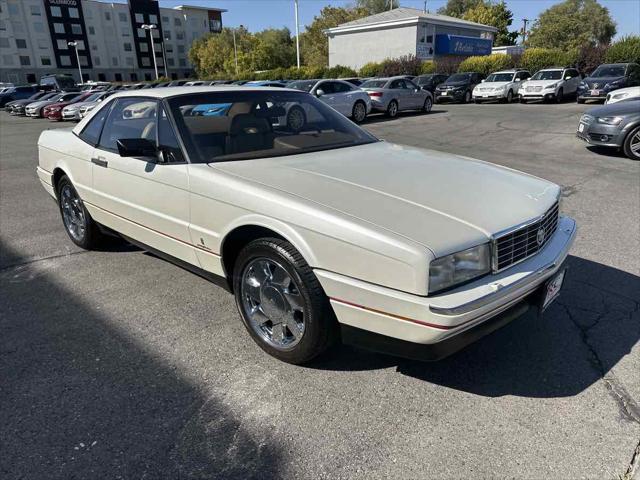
left=355, top=0, right=399, bottom=15
left=463, top=1, right=518, bottom=46
left=527, top=0, right=616, bottom=51
left=253, top=28, right=296, bottom=71
left=300, top=6, right=368, bottom=67
left=437, top=0, right=483, bottom=18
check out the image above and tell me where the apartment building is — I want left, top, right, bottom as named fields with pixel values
left=0, top=0, right=225, bottom=84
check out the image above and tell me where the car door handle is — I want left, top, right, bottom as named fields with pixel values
left=91, top=157, right=108, bottom=168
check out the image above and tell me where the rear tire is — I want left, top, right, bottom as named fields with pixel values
left=352, top=100, right=367, bottom=123
left=56, top=175, right=105, bottom=250
left=623, top=125, right=640, bottom=161
left=386, top=100, right=398, bottom=118
left=422, top=96, right=433, bottom=113
left=233, top=238, right=337, bottom=364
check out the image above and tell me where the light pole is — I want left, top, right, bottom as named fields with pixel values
left=294, top=0, right=300, bottom=69
left=161, top=36, right=169, bottom=78
left=141, top=24, right=159, bottom=80
left=232, top=25, right=244, bottom=75
left=67, top=41, right=84, bottom=84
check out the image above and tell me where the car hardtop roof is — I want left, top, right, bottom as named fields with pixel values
left=104, top=85, right=302, bottom=100
left=492, top=68, right=528, bottom=74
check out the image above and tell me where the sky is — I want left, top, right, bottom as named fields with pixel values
left=156, top=0, right=640, bottom=39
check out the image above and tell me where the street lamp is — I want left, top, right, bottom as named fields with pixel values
left=141, top=24, right=159, bottom=80
left=67, top=41, right=84, bottom=84
left=232, top=25, right=244, bottom=75
left=294, top=0, right=300, bottom=69
left=161, top=36, right=169, bottom=78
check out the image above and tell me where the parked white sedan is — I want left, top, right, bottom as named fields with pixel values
left=37, top=87, right=576, bottom=364
left=287, top=79, right=371, bottom=123
left=605, top=86, right=640, bottom=104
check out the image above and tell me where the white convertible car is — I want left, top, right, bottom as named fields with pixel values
left=37, top=87, right=576, bottom=364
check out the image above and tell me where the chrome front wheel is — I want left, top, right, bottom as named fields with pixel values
left=240, top=258, right=306, bottom=350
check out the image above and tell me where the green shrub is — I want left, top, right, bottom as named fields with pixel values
left=605, top=36, right=640, bottom=65
left=359, top=62, right=383, bottom=77
left=419, top=61, right=437, bottom=74
left=458, top=54, right=514, bottom=75
left=323, top=65, right=358, bottom=79
left=379, top=54, right=423, bottom=77
left=518, top=48, right=574, bottom=74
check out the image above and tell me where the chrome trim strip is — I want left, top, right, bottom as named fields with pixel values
left=431, top=217, right=575, bottom=316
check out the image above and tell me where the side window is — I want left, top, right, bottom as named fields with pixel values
left=158, top=104, right=185, bottom=163
left=317, top=81, right=333, bottom=94
left=389, top=80, right=402, bottom=89
left=98, top=97, right=158, bottom=152
left=405, top=80, right=418, bottom=90
left=79, top=101, right=111, bottom=145
left=333, top=82, right=351, bottom=93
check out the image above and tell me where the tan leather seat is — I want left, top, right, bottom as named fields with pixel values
left=141, top=121, right=156, bottom=141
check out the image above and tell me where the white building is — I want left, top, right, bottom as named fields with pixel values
left=325, top=7, right=497, bottom=71
left=0, top=0, right=225, bottom=85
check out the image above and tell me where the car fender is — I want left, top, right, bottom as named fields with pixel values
left=219, top=213, right=319, bottom=267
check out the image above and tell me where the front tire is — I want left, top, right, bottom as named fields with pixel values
left=556, top=88, right=564, bottom=103
left=623, top=125, right=640, bottom=161
left=57, top=175, right=104, bottom=249
left=233, top=238, right=336, bottom=364
left=352, top=100, right=367, bottom=123
left=506, top=90, right=513, bottom=103
left=463, top=90, right=471, bottom=103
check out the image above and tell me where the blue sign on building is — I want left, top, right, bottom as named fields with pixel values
left=435, top=34, right=493, bottom=56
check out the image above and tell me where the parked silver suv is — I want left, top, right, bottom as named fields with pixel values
left=473, top=69, right=531, bottom=103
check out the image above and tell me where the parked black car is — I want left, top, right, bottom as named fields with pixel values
left=414, top=74, right=449, bottom=94
left=577, top=63, right=640, bottom=103
left=0, top=85, right=39, bottom=107
left=435, top=72, right=484, bottom=103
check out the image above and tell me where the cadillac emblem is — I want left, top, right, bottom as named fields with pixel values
left=536, top=227, right=546, bottom=246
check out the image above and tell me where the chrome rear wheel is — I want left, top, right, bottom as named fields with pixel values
left=60, top=184, right=87, bottom=243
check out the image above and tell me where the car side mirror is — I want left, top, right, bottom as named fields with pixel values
left=315, top=88, right=325, bottom=97
left=117, top=138, right=157, bottom=158
left=481, top=79, right=485, bottom=83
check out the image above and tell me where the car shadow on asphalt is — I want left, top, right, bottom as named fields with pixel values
left=364, top=109, right=448, bottom=124
left=586, top=145, right=628, bottom=159
left=0, top=239, right=283, bottom=480
left=310, top=255, right=640, bottom=400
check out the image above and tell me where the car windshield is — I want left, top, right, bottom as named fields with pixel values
left=446, top=73, right=472, bottom=82
left=416, top=76, right=435, bottom=85
left=287, top=80, right=318, bottom=92
left=361, top=80, right=388, bottom=88
left=168, top=91, right=378, bottom=163
left=531, top=70, right=562, bottom=80
left=486, top=73, right=514, bottom=82
left=591, top=65, right=626, bottom=77
left=84, top=93, right=103, bottom=102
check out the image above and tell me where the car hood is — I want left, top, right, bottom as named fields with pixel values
left=439, top=81, right=469, bottom=88
left=476, top=81, right=509, bottom=88
left=64, top=101, right=91, bottom=110
left=523, top=79, right=560, bottom=87
left=211, top=142, right=559, bottom=257
left=587, top=99, right=640, bottom=117
left=28, top=100, right=57, bottom=108
left=584, top=76, right=624, bottom=86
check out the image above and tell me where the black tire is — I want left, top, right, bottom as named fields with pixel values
left=506, top=90, right=513, bottom=103
left=422, top=96, right=433, bottom=113
left=556, top=88, right=564, bottom=103
left=233, top=238, right=337, bottom=364
left=56, top=175, right=105, bottom=249
left=520, top=98, right=527, bottom=104
left=463, top=90, right=471, bottom=103
left=386, top=99, right=398, bottom=118
left=352, top=100, right=367, bottom=123
left=622, top=125, right=640, bottom=161
left=577, top=98, right=585, bottom=104
left=474, top=99, right=482, bottom=104
left=286, top=105, right=306, bottom=132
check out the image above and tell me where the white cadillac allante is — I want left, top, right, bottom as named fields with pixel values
left=37, top=87, right=576, bottom=364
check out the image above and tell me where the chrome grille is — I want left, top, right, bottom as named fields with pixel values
left=493, top=202, right=560, bottom=272
left=526, top=86, right=543, bottom=92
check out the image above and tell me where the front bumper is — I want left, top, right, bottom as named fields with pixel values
left=317, top=216, right=576, bottom=358
left=473, top=92, right=506, bottom=101
left=62, top=110, right=80, bottom=120
left=521, top=90, right=556, bottom=100
left=576, top=122, right=623, bottom=148
left=435, top=90, right=466, bottom=102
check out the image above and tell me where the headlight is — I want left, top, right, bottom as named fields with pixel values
left=604, top=80, right=623, bottom=90
left=596, top=116, right=623, bottom=125
left=428, top=243, right=491, bottom=294
left=545, top=83, right=558, bottom=90
left=611, top=92, right=629, bottom=101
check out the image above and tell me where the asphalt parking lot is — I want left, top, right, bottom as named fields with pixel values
left=1, top=101, right=639, bottom=479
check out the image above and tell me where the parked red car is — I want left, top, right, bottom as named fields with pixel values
left=43, top=92, right=93, bottom=121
